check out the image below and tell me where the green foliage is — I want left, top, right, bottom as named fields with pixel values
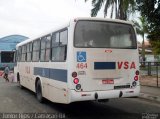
left=91, top=0, right=104, bottom=17
left=150, top=41, right=160, bottom=55
left=85, top=0, right=136, bottom=20
left=136, top=0, right=160, bottom=54
left=132, top=16, right=148, bottom=60
left=133, top=16, right=148, bottom=37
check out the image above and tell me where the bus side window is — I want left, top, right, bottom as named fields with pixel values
left=51, top=32, right=59, bottom=61
left=59, top=30, right=67, bottom=61
left=27, top=43, right=32, bottom=62
left=18, top=47, right=22, bottom=62
left=52, top=33, right=59, bottom=47
left=64, top=45, right=67, bottom=60
left=21, top=45, right=27, bottom=62
left=45, top=35, right=51, bottom=61
left=32, top=39, right=40, bottom=62
left=27, top=42, right=33, bottom=62
left=60, top=30, right=67, bottom=46
left=51, top=29, right=67, bottom=62
left=40, top=37, right=46, bottom=61
left=40, top=35, right=51, bottom=62
left=51, top=45, right=66, bottom=61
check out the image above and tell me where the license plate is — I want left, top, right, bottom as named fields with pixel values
left=102, top=79, right=114, bottom=84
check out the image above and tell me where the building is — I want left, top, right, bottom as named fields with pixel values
left=0, top=35, right=28, bottom=70
left=0, top=35, right=28, bottom=51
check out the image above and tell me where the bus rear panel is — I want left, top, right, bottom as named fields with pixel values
left=68, top=19, right=140, bottom=103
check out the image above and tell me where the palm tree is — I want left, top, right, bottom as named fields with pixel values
left=85, top=0, right=136, bottom=20
left=133, top=16, right=148, bottom=62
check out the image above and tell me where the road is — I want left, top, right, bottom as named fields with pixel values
left=0, top=79, right=160, bottom=119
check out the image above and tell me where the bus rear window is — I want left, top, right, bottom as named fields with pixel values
left=74, top=21, right=137, bottom=49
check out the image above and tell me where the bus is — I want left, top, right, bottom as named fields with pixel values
left=15, top=17, right=140, bottom=104
left=0, top=51, right=15, bottom=70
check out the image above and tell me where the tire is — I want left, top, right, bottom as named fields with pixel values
left=17, top=73, right=20, bottom=82
left=17, top=74, right=23, bottom=89
left=36, top=80, right=44, bottom=103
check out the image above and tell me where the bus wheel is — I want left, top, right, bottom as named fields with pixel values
left=36, top=80, right=44, bottom=103
left=17, top=73, right=23, bottom=89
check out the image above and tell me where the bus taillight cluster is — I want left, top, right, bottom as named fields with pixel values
left=132, top=70, right=139, bottom=87
left=72, top=72, right=81, bottom=90
left=134, top=70, right=139, bottom=81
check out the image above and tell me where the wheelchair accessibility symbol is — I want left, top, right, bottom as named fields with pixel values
left=77, top=52, right=86, bottom=62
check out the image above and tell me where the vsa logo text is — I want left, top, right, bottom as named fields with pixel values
left=117, top=61, right=136, bottom=69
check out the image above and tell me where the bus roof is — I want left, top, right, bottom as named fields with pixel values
left=16, top=17, right=134, bottom=49
left=16, top=22, right=70, bottom=49
left=74, top=17, right=133, bottom=25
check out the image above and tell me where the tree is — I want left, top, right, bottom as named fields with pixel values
left=85, top=0, right=136, bottom=20
left=136, top=0, right=160, bottom=55
left=133, top=16, right=148, bottom=61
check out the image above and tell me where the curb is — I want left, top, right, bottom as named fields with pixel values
left=139, top=93, right=160, bottom=103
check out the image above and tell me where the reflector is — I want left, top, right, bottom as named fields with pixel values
left=132, top=81, right=137, bottom=87
left=76, top=84, right=81, bottom=90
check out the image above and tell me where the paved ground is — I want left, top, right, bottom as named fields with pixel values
left=140, top=86, right=160, bottom=103
left=141, top=86, right=160, bottom=97
left=0, top=77, right=160, bottom=119
left=139, top=75, right=160, bottom=104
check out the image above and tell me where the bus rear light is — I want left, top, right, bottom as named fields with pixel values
left=72, top=72, right=77, bottom=78
left=135, top=70, right=139, bottom=75
left=73, top=78, right=79, bottom=84
left=134, top=76, right=138, bottom=81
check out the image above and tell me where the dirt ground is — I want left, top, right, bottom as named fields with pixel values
left=140, top=75, right=160, bottom=87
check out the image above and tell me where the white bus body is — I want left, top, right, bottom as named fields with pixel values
left=15, top=18, right=140, bottom=104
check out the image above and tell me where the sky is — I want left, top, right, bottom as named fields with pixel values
left=0, top=0, right=93, bottom=38
left=0, top=0, right=143, bottom=42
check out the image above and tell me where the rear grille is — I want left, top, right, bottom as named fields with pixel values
left=114, top=85, right=130, bottom=89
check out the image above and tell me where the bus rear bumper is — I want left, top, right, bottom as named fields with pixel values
left=69, top=86, right=140, bottom=103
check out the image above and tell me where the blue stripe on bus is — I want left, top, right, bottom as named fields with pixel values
left=34, top=67, right=67, bottom=82
left=94, top=62, right=116, bottom=70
